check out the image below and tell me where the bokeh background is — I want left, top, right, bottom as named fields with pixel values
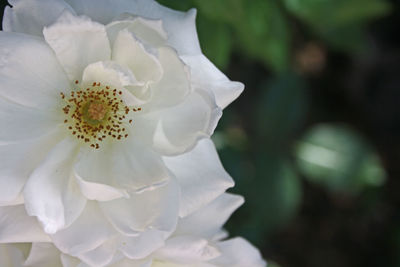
left=2, top=0, right=400, bottom=266
left=156, top=1, right=400, bottom=266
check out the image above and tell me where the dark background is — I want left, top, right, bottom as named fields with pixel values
left=2, top=1, right=400, bottom=266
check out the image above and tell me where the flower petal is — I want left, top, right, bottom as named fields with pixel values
left=100, top=178, right=180, bottom=236
left=154, top=236, right=220, bottom=264
left=74, top=138, right=170, bottom=199
left=3, top=0, right=75, bottom=36
left=107, top=16, right=167, bottom=48
left=0, top=205, right=50, bottom=243
left=0, top=129, right=63, bottom=203
left=64, top=0, right=201, bottom=55
left=0, top=97, right=63, bottom=144
left=23, top=137, right=86, bottom=234
left=211, top=237, right=266, bottom=267
left=119, top=229, right=166, bottom=260
left=78, top=238, right=117, bottom=267
left=51, top=201, right=116, bottom=256
left=81, top=60, right=144, bottom=106
left=163, top=138, right=234, bottom=217
left=112, top=30, right=162, bottom=84
left=147, top=46, right=190, bottom=109
left=0, top=32, right=70, bottom=109
left=24, top=243, right=63, bottom=267
left=0, top=244, right=27, bottom=266
left=60, top=254, right=81, bottom=267
left=43, top=11, right=111, bottom=82
left=136, top=90, right=221, bottom=156
left=175, top=193, right=244, bottom=240
left=181, top=55, right=244, bottom=109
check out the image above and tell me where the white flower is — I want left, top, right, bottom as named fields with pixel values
left=0, top=194, right=266, bottom=267
left=0, top=0, right=243, bottom=237
left=0, top=139, right=237, bottom=264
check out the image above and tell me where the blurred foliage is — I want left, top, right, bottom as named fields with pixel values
left=283, top=0, right=391, bottom=52
left=295, top=124, right=386, bottom=193
left=154, top=0, right=394, bottom=266
left=157, top=0, right=391, bottom=70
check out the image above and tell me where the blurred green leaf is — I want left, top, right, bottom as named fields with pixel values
left=225, top=152, right=302, bottom=245
left=257, top=72, right=308, bottom=147
left=196, top=18, right=233, bottom=69
left=283, top=0, right=391, bottom=52
left=295, top=124, right=386, bottom=193
left=157, top=0, right=291, bottom=71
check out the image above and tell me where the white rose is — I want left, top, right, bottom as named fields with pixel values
left=0, top=139, right=237, bottom=264
left=0, top=193, right=266, bottom=267
left=0, top=0, right=243, bottom=236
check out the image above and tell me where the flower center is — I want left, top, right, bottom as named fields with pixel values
left=87, top=102, right=107, bottom=121
left=61, top=81, right=142, bottom=149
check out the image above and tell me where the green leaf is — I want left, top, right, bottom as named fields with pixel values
left=295, top=124, right=386, bottom=193
left=283, top=0, right=391, bottom=52
left=196, top=18, right=233, bottom=69
left=256, top=72, right=308, bottom=147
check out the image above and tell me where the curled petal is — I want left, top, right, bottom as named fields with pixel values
left=175, top=193, right=244, bottom=240
left=211, top=237, right=267, bottom=267
left=112, top=30, right=163, bottom=84
left=107, top=16, right=167, bottom=47
left=23, top=137, right=86, bottom=234
left=181, top=55, right=244, bottom=109
left=74, top=139, right=170, bottom=200
left=51, top=201, right=116, bottom=256
left=24, top=243, right=63, bottom=267
left=163, top=138, right=234, bottom=217
left=100, top=178, right=180, bottom=236
left=43, top=11, right=111, bottom=82
left=136, top=90, right=221, bottom=156
left=0, top=205, right=50, bottom=243
left=64, top=0, right=201, bottom=55
left=154, top=236, right=220, bottom=264
left=3, top=0, right=75, bottom=36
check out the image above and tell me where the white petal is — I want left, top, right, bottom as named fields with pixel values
left=100, top=178, right=180, bottom=236
left=109, top=258, right=151, bottom=267
left=137, top=90, right=221, bottom=156
left=0, top=97, right=61, bottom=144
left=81, top=60, right=144, bottom=106
left=64, top=0, right=201, bottom=55
left=24, top=243, right=63, bottom=267
left=23, top=137, right=86, bottom=234
left=78, top=238, right=117, bottom=267
left=107, top=16, right=167, bottom=47
left=163, top=139, right=234, bottom=217
left=112, top=30, right=162, bottom=84
left=75, top=174, right=128, bottom=202
left=43, top=11, right=111, bottom=82
left=74, top=138, right=170, bottom=199
left=82, top=60, right=137, bottom=87
left=60, top=254, right=81, bottom=267
left=148, top=46, right=190, bottom=109
left=0, top=129, right=63, bottom=203
left=175, top=193, right=244, bottom=240
left=51, top=202, right=116, bottom=256
left=155, top=236, right=220, bottom=264
left=3, top=0, right=75, bottom=36
left=0, top=32, right=71, bottom=109
left=211, top=238, right=266, bottom=267
left=0, top=244, right=26, bottom=267
left=181, top=55, right=244, bottom=109
left=119, top=229, right=166, bottom=260
left=0, top=205, right=50, bottom=243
